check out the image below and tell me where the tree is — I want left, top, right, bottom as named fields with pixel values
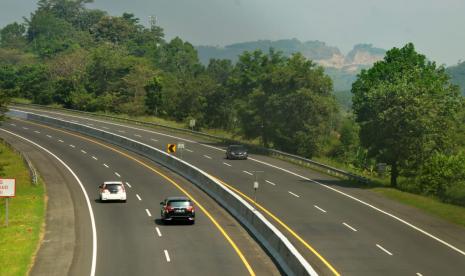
left=352, top=43, right=462, bottom=187
left=145, top=76, right=163, bottom=115
left=0, top=22, right=27, bottom=49
left=157, top=37, right=203, bottom=76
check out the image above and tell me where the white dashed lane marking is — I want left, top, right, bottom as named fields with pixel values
left=343, top=222, right=357, bottom=232
left=288, top=191, right=300, bottom=198
left=58, top=139, right=64, bottom=143
left=164, top=250, right=171, bottom=262
left=69, top=144, right=75, bottom=148
left=134, top=134, right=142, bottom=137
left=102, top=126, right=109, bottom=129
left=203, top=155, right=212, bottom=159
left=185, top=149, right=193, bottom=153
left=103, top=164, right=109, bottom=168
left=34, top=130, right=40, bottom=134
left=145, top=209, right=152, bottom=217
left=136, top=194, right=142, bottom=201
left=265, top=180, right=276, bottom=186
left=314, top=205, right=327, bottom=213
left=115, top=172, right=121, bottom=178
left=125, top=182, right=132, bottom=188
left=118, top=130, right=125, bottom=133
left=243, top=170, right=253, bottom=176
left=92, top=156, right=98, bottom=160
left=22, top=127, right=28, bottom=130
left=376, top=244, right=393, bottom=256
left=156, top=227, right=162, bottom=237
left=150, top=138, right=158, bottom=142
left=81, top=150, right=87, bottom=154
left=47, top=135, right=52, bottom=138
left=10, top=123, right=16, bottom=126
left=223, top=162, right=232, bottom=167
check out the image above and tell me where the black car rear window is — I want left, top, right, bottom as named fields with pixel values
left=168, top=200, right=192, bottom=207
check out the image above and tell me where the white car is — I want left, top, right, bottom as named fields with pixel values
left=99, top=181, right=127, bottom=202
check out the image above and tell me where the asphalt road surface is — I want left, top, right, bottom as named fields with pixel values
left=8, top=106, right=465, bottom=276
left=1, top=118, right=279, bottom=276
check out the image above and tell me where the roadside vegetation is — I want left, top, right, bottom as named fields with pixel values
left=0, top=142, right=45, bottom=276
left=0, top=1, right=464, bottom=215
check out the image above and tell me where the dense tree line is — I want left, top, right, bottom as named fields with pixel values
left=1, top=1, right=463, bottom=205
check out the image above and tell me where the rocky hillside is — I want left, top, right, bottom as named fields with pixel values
left=196, top=39, right=386, bottom=91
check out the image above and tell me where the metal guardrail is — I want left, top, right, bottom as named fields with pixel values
left=0, top=138, right=39, bottom=185
left=15, top=109, right=318, bottom=276
left=11, top=102, right=370, bottom=185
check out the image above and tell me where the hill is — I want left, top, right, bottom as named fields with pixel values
left=447, top=61, right=465, bottom=96
left=196, top=40, right=386, bottom=91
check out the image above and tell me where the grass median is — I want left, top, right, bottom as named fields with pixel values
left=0, top=141, right=45, bottom=276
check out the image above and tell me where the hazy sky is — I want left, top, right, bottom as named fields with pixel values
left=1, top=0, right=464, bottom=65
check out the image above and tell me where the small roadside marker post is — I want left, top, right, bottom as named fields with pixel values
left=0, top=179, right=16, bottom=227
left=251, top=171, right=264, bottom=206
left=177, top=142, right=185, bottom=159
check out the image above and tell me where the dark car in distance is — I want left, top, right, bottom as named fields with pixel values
left=160, top=196, right=195, bottom=224
left=226, top=145, right=248, bottom=160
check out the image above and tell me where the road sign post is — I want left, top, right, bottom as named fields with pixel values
left=167, top=144, right=176, bottom=154
left=189, top=119, right=196, bottom=131
left=177, top=142, right=185, bottom=159
left=0, top=179, right=16, bottom=227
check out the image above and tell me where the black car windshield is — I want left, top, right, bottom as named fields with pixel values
left=230, top=145, right=246, bottom=151
left=168, top=200, right=192, bottom=207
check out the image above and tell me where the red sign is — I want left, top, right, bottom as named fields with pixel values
left=0, top=179, right=16, bottom=197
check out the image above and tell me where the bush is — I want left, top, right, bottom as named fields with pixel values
left=417, top=151, right=465, bottom=205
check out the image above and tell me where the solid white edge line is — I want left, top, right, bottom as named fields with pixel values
left=136, top=194, right=141, bottom=201
left=246, top=156, right=465, bottom=257
left=0, top=128, right=97, bottom=276
left=342, top=222, right=357, bottom=232
left=314, top=205, right=327, bottom=213
left=145, top=209, right=152, bottom=217
left=155, top=227, right=162, bottom=237
left=243, top=170, right=253, bottom=176
left=376, top=244, right=393, bottom=256
left=288, top=191, right=300, bottom=198
left=265, top=180, right=276, bottom=186
left=125, top=182, right=132, bottom=188
left=203, top=155, right=212, bottom=159
left=223, top=162, right=232, bottom=167
left=164, top=249, right=171, bottom=262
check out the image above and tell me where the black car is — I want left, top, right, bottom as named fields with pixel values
left=160, top=197, right=195, bottom=224
left=226, top=145, right=248, bottom=160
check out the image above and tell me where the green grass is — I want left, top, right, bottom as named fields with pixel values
left=373, top=187, right=465, bottom=228
left=0, top=142, right=45, bottom=276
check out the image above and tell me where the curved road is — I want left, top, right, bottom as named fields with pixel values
left=1, top=118, right=279, bottom=276
left=8, top=107, right=465, bottom=275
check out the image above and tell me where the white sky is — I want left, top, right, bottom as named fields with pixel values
left=1, top=0, right=464, bottom=65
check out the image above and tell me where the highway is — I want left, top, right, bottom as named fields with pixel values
left=8, top=106, right=465, bottom=275
left=0, top=118, right=279, bottom=276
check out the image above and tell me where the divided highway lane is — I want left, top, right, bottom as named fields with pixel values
left=12, top=107, right=465, bottom=275
left=2, top=119, right=279, bottom=276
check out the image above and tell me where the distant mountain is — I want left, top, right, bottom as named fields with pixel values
left=196, top=39, right=386, bottom=91
left=446, top=61, right=465, bottom=96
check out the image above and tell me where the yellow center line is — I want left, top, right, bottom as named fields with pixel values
left=15, top=119, right=255, bottom=276
left=208, top=175, right=340, bottom=276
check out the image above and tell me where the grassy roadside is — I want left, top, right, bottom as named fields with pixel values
left=372, top=187, right=465, bottom=228
left=0, top=141, right=45, bottom=276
